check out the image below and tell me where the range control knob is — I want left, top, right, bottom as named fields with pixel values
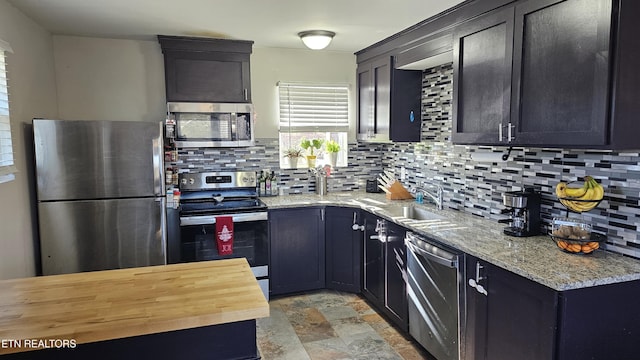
left=189, top=178, right=195, bottom=184
left=181, top=178, right=187, bottom=185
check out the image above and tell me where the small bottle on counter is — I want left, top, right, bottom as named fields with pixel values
left=166, top=189, right=174, bottom=208
left=172, top=168, right=179, bottom=185
left=271, top=171, right=278, bottom=196
left=259, top=171, right=267, bottom=196
left=166, top=168, right=173, bottom=185
left=173, top=189, right=181, bottom=209
left=265, top=172, right=272, bottom=195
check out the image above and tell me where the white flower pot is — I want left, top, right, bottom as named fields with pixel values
left=285, top=156, right=299, bottom=169
left=328, top=152, right=338, bottom=167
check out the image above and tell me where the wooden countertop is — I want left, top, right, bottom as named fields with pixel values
left=0, top=258, right=269, bottom=355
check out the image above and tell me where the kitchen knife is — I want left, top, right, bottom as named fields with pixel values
left=378, top=185, right=391, bottom=194
left=379, top=173, right=393, bottom=186
left=384, top=170, right=396, bottom=181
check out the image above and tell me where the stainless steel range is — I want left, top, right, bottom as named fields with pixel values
left=167, top=171, right=269, bottom=299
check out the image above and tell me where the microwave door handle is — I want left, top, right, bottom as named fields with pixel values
left=231, top=112, right=237, bottom=141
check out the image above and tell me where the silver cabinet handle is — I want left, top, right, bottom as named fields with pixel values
left=351, top=212, right=364, bottom=231
left=507, top=122, right=513, bottom=142
left=498, top=123, right=503, bottom=142
left=468, top=261, right=487, bottom=296
left=243, top=88, right=248, bottom=101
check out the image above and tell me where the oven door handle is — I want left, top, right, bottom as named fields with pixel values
left=180, top=211, right=268, bottom=226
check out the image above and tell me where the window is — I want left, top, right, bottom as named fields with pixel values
left=0, top=39, right=15, bottom=183
left=278, top=82, right=349, bottom=169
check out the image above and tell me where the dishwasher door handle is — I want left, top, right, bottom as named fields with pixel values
left=406, top=240, right=458, bottom=268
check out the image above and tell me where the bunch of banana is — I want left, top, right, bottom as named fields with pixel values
left=555, top=176, right=604, bottom=212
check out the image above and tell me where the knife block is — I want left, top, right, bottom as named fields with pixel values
left=385, top=181, right=414, bottom=200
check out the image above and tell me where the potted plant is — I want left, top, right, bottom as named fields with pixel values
left=325, top=140, right=340, bottom=167
left=300, top=138, right=324, bottom=168
left=283, top=148, right=303, bottom=169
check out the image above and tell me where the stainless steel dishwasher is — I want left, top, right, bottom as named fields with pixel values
left=405, top=231, right=463, bottom=360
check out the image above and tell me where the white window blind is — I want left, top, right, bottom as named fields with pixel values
left=278, top=82, right=349, bottom=132
left=0, top=39, right=16, bottom=180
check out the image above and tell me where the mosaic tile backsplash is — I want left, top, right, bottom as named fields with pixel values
left=172, top=63, right=640, bottom=259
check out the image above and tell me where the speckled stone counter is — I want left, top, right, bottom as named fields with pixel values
left=261, top=191, right=640, bottom=291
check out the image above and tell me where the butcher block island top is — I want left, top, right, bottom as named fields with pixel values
left=0, top=258, right=269, bottom=355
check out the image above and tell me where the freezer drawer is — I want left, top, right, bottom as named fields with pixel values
left=38, top=197, right=167, bottom=275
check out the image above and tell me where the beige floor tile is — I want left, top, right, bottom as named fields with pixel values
left=257, top=290, right=429, bottom=360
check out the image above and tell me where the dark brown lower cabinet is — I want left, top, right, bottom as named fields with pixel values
left=269, top=208, right=325, bottom=296
left=362, top=215, right=408, bottom=333
left=325, top=207, right=362, bottom=293
left=465, top=255, right=640, bottom=360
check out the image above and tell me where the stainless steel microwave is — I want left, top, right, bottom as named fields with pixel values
left=167, top=102, right=254, bottom=147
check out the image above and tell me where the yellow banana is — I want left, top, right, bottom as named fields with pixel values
left=555, top=182, right=568, bottom=198
left=556, top=177, right=603, bottom=212
left=563, top=181, right=589, bottom=198
left=588, top=178, right=604, bottom=200
left=580, top=182, right=597, bottom=201
left=556, top=184, right=576, bottom=211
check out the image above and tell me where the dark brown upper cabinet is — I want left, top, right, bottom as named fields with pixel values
left=356, top=56, right=422, bottom=143
left=511, top=0, right=611, bottom=147
left=158, top=36, right=253, bottom=103
left=453, top=0, right=640, bottom=149
left=452, top=6, right=515, bottom=145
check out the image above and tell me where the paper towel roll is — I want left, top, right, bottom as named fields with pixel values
left=470, top=151, right=506, bottom=162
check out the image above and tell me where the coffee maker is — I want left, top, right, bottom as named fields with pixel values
left=499, top=186, right=541, bottom=237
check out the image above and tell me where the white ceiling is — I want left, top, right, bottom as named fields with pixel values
left=8, top=0, right=465, bottom=52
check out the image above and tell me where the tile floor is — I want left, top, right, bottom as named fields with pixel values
left=256, top=289, right=434, bottom=360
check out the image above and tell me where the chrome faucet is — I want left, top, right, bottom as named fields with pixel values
left=413, top=182, right=444, bottom=210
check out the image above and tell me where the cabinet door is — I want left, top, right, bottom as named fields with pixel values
left=269, top=208, right=325, bottom=296
left=373, top=58, right=391, bottom=141
left=467, top=258, right=558, bottom=360
left=163, top=51, right=251, bottom=103
left=390, top=68, right=423, bottom=142
left=325, top=207, right=362, bottom=293
left=357, top=57, right=422, bottom=143
left=356, top=64, right=374, bottom=140
left=357, top=58, right=391, bottom=142
left=452, top=6, right=514, bottom=145
left=511, top=0, right=611, bottom=146
left=362, top=213, right=384, bottom=306
left=464, top=256, right=489, bottom=360
left=384, top=222, right=408, bottom=332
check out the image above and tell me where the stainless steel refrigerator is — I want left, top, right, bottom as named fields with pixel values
left=33, top=119, right=167, bottom=275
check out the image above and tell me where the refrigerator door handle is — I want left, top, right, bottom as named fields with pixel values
left=153, top=125, right=164, bottom=195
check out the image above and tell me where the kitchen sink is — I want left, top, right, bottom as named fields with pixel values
left=401, top=205, right=444, bottom=220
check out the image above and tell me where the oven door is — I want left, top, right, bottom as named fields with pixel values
left=177, top=212, right=268, bottom=268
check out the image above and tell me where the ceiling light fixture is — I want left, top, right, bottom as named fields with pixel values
left=298, top=30, right=335, bottom=50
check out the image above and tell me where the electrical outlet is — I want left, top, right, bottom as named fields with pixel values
left=400, top=166, right=406, bottom=180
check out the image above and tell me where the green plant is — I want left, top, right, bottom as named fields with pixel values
left=325, top=140, right=340, bottom=153
left=300, top=138, right=324, bottom=156
left=283, top=148, right=303, bottom=158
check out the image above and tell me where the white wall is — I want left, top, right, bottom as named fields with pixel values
left=0, top=0, right=58, bottom=279
left=250, top=47, right=357, bottom=139
left=51, top=36, right=357, bottom=137
left=53, top=36, right=166, bottom=123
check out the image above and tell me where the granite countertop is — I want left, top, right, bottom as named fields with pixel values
left=261, top=191, right=640, bottom=291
